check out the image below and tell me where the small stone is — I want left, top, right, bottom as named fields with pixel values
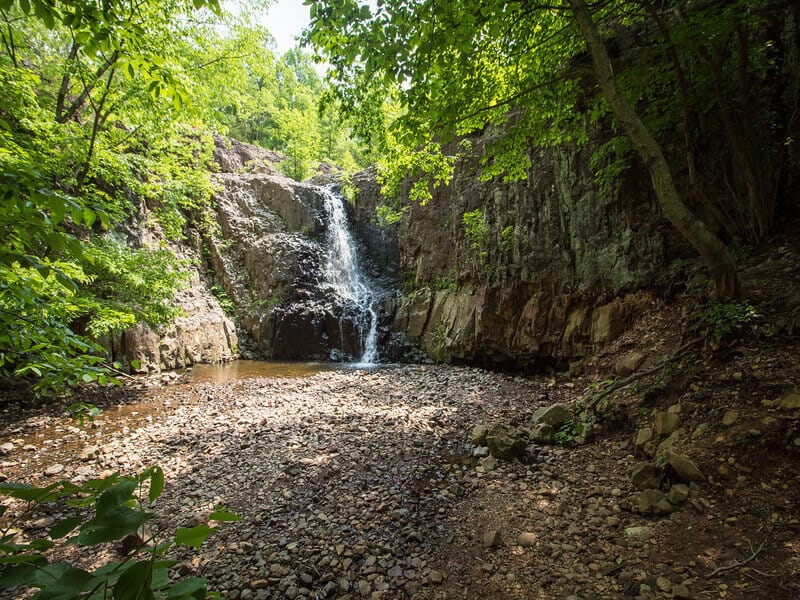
left=721, top=410, right=739, bottom=427
left=358, top=579, right=371, bottom=597
left=530, top=422, right=555, bottom=445
left=624, top=526, right=654, bottom=543
left=639, top=489, right=673, bottom=515
left=483, top=530, right=501, bottom=548
left=250, top=580, right=269, bottom=589
left=80, top=446, right=99, bottom=461
left=672, top=583, right=691, bottom=598
left=387, top=566, right=403, bottom=578
left=44, top=464, right=64, bottom=476
left=655, top=412, right=680, bottom=436
left=471, top=424, right=488, bottom=446
left=0, top=443, right=14, bottom=455
left=239, top=590, right=253, bottom=600
left=530, top=403, right=570, bottom=428
left=472, top=446, right=490, bottom=458
left=667, top=453, right=704, bottom=483
left=517, top=532, right=537, bottom=548
left=479, top=456, right=498, bottom=472
left=616, top=352, right=645, bottom=377
left=656, top=576, right=672, bottom=592
left=429, top=570, right=444, bottom=584
left=667, top=484, right=690, bottom=505
left=634, top=427, right=654, bottom=448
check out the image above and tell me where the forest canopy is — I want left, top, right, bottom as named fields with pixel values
left=0, top=0, right=369, bottom=391
left=306, top=0, right=799, bottom=298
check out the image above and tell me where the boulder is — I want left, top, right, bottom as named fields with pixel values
left=531, top=403, right=571, bottom=429
left=654, top=411, right=680, bottom=436
left=666, top=453, right=705, bottom=483
left=630, top=462, right=662, bottom=491
left=638, top=489, right=673, bottom=515
left=667, top=484, right=690, bottom=505
left=471, top=424, right=489, bottom=446
left=486, top=424, right=527, bottom=460
left=616, top=351, right=645, bottom=377
left=530, top=422, right=556, bottom=445
left=634, top=427, right=654, bottom=448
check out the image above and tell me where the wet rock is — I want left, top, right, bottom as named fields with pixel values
left=486, top=424, right=526, bottom=460
left=531, top=403, right=570, bottom=429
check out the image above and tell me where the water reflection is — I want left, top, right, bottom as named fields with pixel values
left=184, top=360, right=335, bottom=384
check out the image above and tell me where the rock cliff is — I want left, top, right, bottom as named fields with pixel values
left=355, top=140, right=676, bottom=368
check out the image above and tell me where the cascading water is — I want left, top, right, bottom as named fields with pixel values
left=319, top=186, right=380, bottom=364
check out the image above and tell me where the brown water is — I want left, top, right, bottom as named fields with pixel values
left=182, top=360, right=336, bottom=384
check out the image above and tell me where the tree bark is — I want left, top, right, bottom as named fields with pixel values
left=568, top=0, right=740, bottom=299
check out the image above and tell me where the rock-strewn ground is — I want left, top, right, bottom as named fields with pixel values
left=1, top=363, right=798, bottom=599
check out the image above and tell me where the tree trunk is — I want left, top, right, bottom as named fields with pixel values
left=568, top=0, right=740, bottom=299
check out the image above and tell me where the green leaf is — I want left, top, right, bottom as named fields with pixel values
left=148, top=466, right=164, bottom=503
left=208, top=506, right=242, bottom=522
left=166, top=577, right=208, bottom=598
left=34, top=565, right=94, bottom=600
left=112, top=561, right=154, bottom=600
left=77, top=506, right=149, bottom=545
left=95, top=480, right=138, bottom=517
left=0, top=482, right=60, bottom=503
left=0, top=563, right=38, bottom=589
left=174, top=524, right=217, bottom=549
left=49, top=516, right=83, bottom=540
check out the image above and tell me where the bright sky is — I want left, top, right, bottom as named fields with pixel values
left=265, top=0, right=311, bottom=55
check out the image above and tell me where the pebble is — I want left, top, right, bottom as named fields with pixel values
left=44, top=463, right=64, bottom=476
left=0, top=364, right=776, bottom=600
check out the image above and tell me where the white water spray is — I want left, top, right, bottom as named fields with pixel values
left=319, top=186, right=379, bottom=364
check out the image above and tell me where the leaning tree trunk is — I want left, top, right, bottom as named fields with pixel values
left=568, top=0, right=740, bottom=299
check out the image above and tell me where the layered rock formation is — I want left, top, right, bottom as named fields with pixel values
left=355, top=141, right=674, bottom=367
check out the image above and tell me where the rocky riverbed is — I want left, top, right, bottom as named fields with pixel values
left=1, top=364, right=798, bottom=599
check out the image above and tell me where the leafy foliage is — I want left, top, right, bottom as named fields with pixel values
left=700, top=302, right=758, bottom=339
left=0, top=0, right=371, bottom=391
left=0, top=467, right=239, bottom=599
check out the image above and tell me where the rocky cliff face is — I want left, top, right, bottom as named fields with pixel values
left=355, top=139, right=676, bottom=368
left=105, top=229, right=238, bottom=373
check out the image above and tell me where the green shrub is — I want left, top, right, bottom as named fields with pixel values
left=0, top=468, right=239, bottom=598
left=700, top=302, right=758, bottom=339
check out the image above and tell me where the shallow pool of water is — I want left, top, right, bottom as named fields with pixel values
left=183, top=360, right=338, bottom=383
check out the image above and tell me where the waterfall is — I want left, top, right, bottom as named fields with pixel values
left=319, top=186, right=380, bottom=364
